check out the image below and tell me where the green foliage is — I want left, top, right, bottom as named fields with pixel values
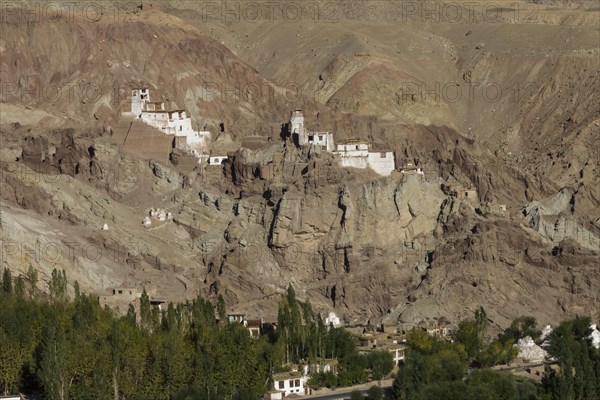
left=217, top=294, right=227, bottom=320
left=0, top=291, right=274, bottom=399
left=366, top=385, right=384, bottom=400
left=348, top=389, right=364, bottom=400
left=479, top=339, right=519, bottom=367
left=14, top=277, right=25, bottom=298
left=406, top=328, right=435, bottom=353
left=393, top=313, right=598, bottom=400
left=365, top=351, right=394, bottom=380
left=499, top=316, right=542, bottom=344
left=307, top=371, right=338, bottom=389
left=542, top=316, right=599, bottom=400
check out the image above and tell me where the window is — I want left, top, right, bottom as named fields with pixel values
left=355, top=145, right=359, bottom=150
left=308, top=135, right=314, bottom=141
left=319, top=135, right=323, bottom=141
left=179, top=126, right=182, bottom=131
left=380, top=152, right=386, bottom=158
left=278, top=381, right=284, bottom=389
left=295, top=379, right=300, bottom=387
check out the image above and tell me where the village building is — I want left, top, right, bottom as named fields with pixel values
left=380, top=322, right=398, bottom=334
left=227, top=313, right=247, bottom=324
left=208, top=156, right=228, bottom=165
left=419, top=318, right=451, bottom=337
left=98, top=287, right=141, bottom=314
left=398, top=319, right=451, bottom=338
left=357, top=341, right=407, bottom=367
left=462, top=187, right=479, bottom=204
left=400, top=162, right=425, bottom=176
left=442, top=179, right=479, bottom=206
left=0, top=395, right=26, bottom=400
left=272, top=371, right=308, bottom=397
left=301, top=359, right=339, bottom=376
left=150, top=298, right=167, bottom=312
left=246, top=319, right=262, bottom=338
left=225, top=313, right=266, bottom=337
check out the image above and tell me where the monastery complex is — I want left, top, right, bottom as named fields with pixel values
left=123, top=89, right=396, bottom=176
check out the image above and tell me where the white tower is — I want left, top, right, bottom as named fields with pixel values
left=131, top=88, right=149, bottom=117
left=290, top=109, right=306, bottom=144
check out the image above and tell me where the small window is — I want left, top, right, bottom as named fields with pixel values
left=319, top=135, right=323, bottom=140
left=380, top=152, right=386, bottom=158
left=179, top=126, right=182, bottom=131
left=308, top=135, right=314, bottom=141
left=295, top=379, right=300, bottom=387
left=355, top=145, right=359, bottom=150
left=278, top=381, right=284, bottom=389
left=118, top=290, right=123, bottom=294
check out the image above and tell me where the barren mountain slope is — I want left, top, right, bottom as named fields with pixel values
left=0, top=1, right=598, bottom=328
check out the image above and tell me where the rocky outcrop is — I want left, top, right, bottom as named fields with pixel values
left=523, top=188, right=600, bottom=251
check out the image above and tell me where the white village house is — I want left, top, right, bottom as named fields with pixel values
left=272, top=371, right=308, bottom=397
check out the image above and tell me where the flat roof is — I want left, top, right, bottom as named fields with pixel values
left=273, top=371, right=303, bottom=380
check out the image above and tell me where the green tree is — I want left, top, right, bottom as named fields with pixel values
left=39, top=320, right=69, bottom=400
left=407, top=328, right=435, bottom=354
left=348, top=389, right=364, bottom=400
left=365, top=351, right=394, bottom=380
left=0, top=329, right=27, bottom=395
left=48, top=268, right=68, bottom=302
left=14, top=276, right=25, bottom=297
left=217, top=294, right=227, bottom=321
left=2, top=268, right=12, bottom=295
left=140, top=288, right=151, bottom=329
left=27, top=263, right=38, bottom=298
left=499, top=316, right=541, bottom=344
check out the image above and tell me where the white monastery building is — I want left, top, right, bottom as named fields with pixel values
left=290, top=109, right=336, bottom=153
left=289, top=110, right=395, bottom=176
left=336, top=141, right=395, bottom=176
left=124, top=88, right=211, bottom=158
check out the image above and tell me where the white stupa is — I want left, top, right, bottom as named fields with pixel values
left=325, top=312, right=341, bottom=328
left=102, top=223, right=109, bottom=230
left=589, top=324, right=600, bottom=349
left=514, top=336, right=548, bottom=363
